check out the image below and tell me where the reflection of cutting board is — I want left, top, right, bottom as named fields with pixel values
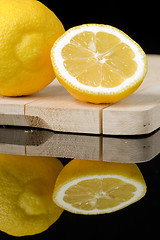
left=0, top=54, right=160, bottom=135
left=0, top=127, right=159, bottom=163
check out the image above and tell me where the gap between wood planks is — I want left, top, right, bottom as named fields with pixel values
left=24, top=98, right=42, bottom=116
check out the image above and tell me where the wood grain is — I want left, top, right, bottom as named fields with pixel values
left=103, top=55, right=160, bottom=135
left=24, top=82, right=108, bottom=134
left=0, top=126, right=159, bottom=163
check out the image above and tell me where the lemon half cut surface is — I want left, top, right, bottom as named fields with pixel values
left=51, top=24, right=148, bottom=103
left=53, top=159, right=147, bottom=215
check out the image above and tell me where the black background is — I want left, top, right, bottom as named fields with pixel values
left=41, top=0, right=160, bottom=54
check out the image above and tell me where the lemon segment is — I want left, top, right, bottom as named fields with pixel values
left=51, top=24, right=148, bottom=103
left=53, top=159, right=147, bottom=215
left=62, top=32, right=137, bottom=87
left=63, top=178, right=137, bottom=211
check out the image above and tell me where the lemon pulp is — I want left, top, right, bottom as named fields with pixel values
left=62, top=31, right=137, bottom=88
left=63, top=177, right=136, bottom=211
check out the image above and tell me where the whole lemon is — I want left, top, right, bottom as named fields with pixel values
left=0, top=153, right=63, bottom=236
left=0, top=0, right=65, bottom=96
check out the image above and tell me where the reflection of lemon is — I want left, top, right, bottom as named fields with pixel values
left=0, top=0, right=64, bottom=96
left=53, top=159, right=146, bottom=215
left=0, top=153, right=63, bottom=236
left=51, top=24, right=147, bottom=103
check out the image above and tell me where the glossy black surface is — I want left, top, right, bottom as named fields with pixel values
left=0, top=126, right=160, bottom=239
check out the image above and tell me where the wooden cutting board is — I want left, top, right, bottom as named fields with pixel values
left=0, top=54, right=160, bottom=135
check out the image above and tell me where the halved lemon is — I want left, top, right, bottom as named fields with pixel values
left=51, top=24, right=147, bottom=103
left=53, top=159, right=146, bottom=215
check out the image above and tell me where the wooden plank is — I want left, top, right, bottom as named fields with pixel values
left=0, top=77, right=66, bottom=127
left=0, top=127, right=101, bottom=160
left=102, top=55, right=160, bottom=135
left=0, top=78, right=109, bottom=134
left=26, top=132, right=101, bottom=160
left=0, top=93, right=44, bottom=126
left=102, top=130, right=160, bottom=163
left=0, top=126, right=159, bottom=163
left=24, top=79, right=108, bottom=134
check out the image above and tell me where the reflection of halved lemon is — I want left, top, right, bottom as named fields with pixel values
left=0, top=154, right=63, bottom=236
left=51, top=24, right=147, bottom=103
left=53, top=159, right=146, bottom=215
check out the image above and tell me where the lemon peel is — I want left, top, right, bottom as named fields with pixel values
left=0, top=0, right=65, bottom=96
left=0, top=154, right=63, bottom=236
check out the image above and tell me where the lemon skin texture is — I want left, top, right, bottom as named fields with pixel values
left=0, top=0, right=65, bottom=96
left=0, top=153, right=63, bottom=236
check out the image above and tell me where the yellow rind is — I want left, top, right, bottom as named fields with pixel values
left=0, top=153, right=63, bottom=236
left=55, top=70, right=145, bottom=104
left=0, top=0, right=65, bottom=96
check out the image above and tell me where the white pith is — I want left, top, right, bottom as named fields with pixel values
left=52, top=24, right=147, bottom=95
left=54, top=174, right=146, bottom=214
